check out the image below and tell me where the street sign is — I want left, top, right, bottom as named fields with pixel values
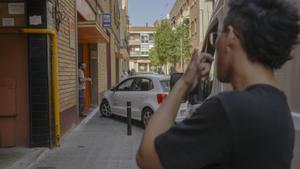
left=102, top=13, right=112, bottom=28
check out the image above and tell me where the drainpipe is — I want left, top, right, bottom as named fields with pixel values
left=20, top=28, right=61, bottom=147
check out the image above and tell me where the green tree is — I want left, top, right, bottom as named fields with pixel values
left=149, top=48, right=160, bottom=66
left=149, top=19, right=191, bottom=67
left=155, top=20, right=177, bottom=65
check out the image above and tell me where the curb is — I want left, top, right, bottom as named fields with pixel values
left=24, top=149, right=49, bottom=169
left=5, top=148, right=49, bottom=169
left=75, top=106, right=99, bottom=131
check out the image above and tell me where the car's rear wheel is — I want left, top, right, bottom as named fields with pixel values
left=100, top=100, right=112, bottom=117
left=142, top=108, right=153, bottom=127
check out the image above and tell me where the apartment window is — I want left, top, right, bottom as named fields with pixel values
left=141, top=44, right=149, bottom=52
left=193, top=18, right=197, bottom=35
left=149, top=34, right=154, bottom=42
left=141, top=51, right=149, bottom=55
left=141, top=34, right=149, bottom=43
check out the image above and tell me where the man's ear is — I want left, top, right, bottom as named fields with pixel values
left=226, top=25, right=237, bottom=40
left=225, top=25, right=240, bottom=49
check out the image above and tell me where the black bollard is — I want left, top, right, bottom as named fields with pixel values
left=127, top=102, right=132, bottom=136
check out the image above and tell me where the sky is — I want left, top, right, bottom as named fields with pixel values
left=128, top=0, right=176, bottom=26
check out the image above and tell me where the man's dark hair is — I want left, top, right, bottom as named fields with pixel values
left=223, top=0, right=300, bottom=69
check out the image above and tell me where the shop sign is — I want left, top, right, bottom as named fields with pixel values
left=102, top=13, right=112, bottom=28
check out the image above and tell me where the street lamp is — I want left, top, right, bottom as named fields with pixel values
left=180, top=36, right=183, bottom=72
left=172, top=26, right=184, bottom=72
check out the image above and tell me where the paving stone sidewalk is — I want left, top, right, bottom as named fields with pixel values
left=28, top=115, right=143, bottom=169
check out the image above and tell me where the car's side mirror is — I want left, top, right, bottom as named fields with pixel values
left=111, top=87, right=117, bottom=92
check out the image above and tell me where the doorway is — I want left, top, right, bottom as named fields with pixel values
left=0, top=34, right=29, bottom=147
left=78, top=43, right=98, bottom=114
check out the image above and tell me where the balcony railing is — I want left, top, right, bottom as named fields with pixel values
left=130, top=51, right=141, bottom=56
left=129, top=39, right=141, bottom=44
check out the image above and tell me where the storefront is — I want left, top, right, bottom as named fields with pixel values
left=77, top=1, right=109, bottom=112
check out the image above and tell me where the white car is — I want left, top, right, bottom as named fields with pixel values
left=100, top=74, right=189, bottom=127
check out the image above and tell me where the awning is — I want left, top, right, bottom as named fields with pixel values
left=78, top=21, right=109, bottom=43
left=137, top=59, right=151, bottom=64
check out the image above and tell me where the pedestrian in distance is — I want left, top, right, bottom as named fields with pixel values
left=130, top=68, right=137, bottom=76
left=120, top=69, right=129, bottom=81
left=169, top=66, right=177, bottom=76
left=136, top=0, right=300, bottom=169
left=78, top=62, right=91, bottom=117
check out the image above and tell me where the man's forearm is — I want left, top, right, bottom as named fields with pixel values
left=137, top=78, right=190, bottom=169
left=145, top=78, right=189, bottom=133
left=136, top=52, right=212, bottom=169
left=138, top=78, right=189, bottom=153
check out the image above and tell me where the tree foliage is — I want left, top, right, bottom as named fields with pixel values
left=149, top=19, right=191, bottom=66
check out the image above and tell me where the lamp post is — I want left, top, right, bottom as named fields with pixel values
left=180, top=37, right=183, bottom=72
left=172, top=26, right=184, bottom=72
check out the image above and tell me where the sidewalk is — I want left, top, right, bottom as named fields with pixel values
left=1, top=112, right=299, bottom=169
left=27, top=114, right=143, bottom=169
left=0, top=147, right=48, bottom=169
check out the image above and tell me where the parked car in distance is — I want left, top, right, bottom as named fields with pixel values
left=100, top=74, right=188, bottom=127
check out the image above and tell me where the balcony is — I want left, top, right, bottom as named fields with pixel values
left=130, top=51, right=141, bottom=56
left=129, top=38, right=141, bottom=45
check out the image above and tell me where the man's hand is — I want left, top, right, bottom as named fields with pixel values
left=182, top=50, right=214, bottom=94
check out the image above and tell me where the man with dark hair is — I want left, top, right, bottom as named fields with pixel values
left=78, top=62, right=91, bottom=117
left=136, top=0, right=300, bottom=169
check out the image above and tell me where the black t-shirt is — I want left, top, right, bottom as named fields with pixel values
left=155, top=84, right=295, bottom=169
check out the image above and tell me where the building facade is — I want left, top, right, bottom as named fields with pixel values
left=0, top=0, right=127, bottom=148
left=189, top=0, right=213, bottom=51
left=170, top=0, right=214, bottom=52
left=129, top=26, right=155, bottom=72
left=170, top=0, right=190, bottom=27
left=119, top=0, right=130, bottom=80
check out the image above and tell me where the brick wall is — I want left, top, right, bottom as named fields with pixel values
left=56, top=0, right=77, bottom=112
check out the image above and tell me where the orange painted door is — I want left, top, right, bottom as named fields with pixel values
left=82, top=44, right=91, bottom=111
left=0, top=34, right=29, bottom=147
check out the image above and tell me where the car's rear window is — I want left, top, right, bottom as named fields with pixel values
left=160, top=80, right=170, bottom=92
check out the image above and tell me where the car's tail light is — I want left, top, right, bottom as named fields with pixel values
left=157, top=93, right=168, bottom=104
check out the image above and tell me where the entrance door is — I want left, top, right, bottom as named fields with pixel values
left=0, top=34, right=28, bottom=147
left=90, top=44, right=98, bottom=105
left=78, top=43, right=92, bottom=112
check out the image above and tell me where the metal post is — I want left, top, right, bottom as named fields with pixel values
left=127, top=102, right=132, bottom=136
left=180, top=37, right=183, bottom=72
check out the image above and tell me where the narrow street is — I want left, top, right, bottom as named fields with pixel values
left=1, top=0, right=300, bottom=169
left=26, top=113, right=300, bottom=169
left=28, top=114, right=143, bottom=169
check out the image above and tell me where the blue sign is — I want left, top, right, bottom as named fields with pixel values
left=102, top=13, right=112, bottom=28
